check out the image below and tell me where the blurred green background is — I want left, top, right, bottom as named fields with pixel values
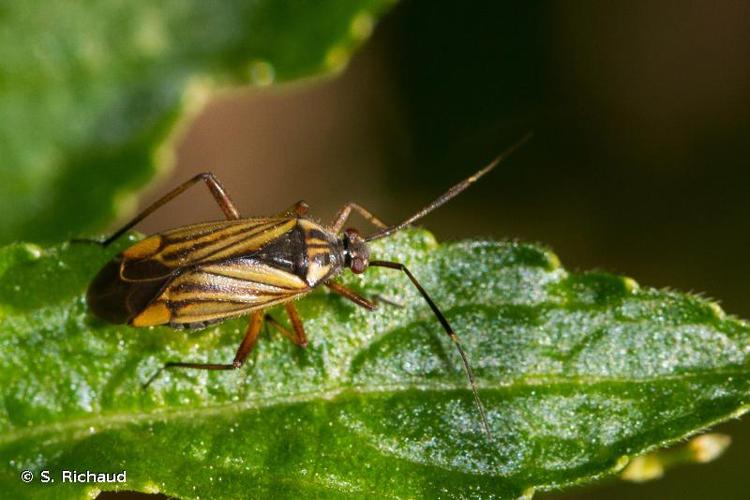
left=128, top=1, right=750, bottom=498
left=8, top=0, right=748, bottom=498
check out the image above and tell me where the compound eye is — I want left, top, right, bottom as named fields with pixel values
left=351, top=258, right=366, bottom=274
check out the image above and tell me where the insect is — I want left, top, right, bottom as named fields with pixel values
left=86, top=134, right=531, bottom=439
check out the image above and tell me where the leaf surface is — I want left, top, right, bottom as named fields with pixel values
left=0, top=230, right=748, bottom=499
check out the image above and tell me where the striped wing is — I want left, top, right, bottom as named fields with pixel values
left=130, top=258, right=311, bottom=327
left=119, top=217, right=297, bottom=281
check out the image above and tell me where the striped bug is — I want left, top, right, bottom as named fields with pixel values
left=86, top=134, right=531, bottom=438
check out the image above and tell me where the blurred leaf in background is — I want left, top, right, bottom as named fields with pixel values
left=0, top=0, right=395, bottom=244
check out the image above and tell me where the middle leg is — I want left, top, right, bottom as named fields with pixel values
left=263, top=302, right=309, bottom=347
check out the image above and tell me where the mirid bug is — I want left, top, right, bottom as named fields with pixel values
left=86, top=134, right=531, bottom=439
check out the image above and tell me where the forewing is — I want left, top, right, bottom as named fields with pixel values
left=130, top=258, right=311, bottom=327
left=119, top=218, right=297, bottom=281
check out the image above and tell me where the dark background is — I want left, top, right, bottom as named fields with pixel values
left=118, top=1, right=750, bottom=498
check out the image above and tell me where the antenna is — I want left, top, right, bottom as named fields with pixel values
left=365, top=132, right=533, bottom=242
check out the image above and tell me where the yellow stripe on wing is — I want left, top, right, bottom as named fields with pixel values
left=153, top=263, right=310, bottom=325
left=200, top=262, right=309, bottom=290
left=120, top=218, right=296, bottom=281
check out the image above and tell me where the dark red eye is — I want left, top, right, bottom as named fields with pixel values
left=351, top=258, right=366, bottom=274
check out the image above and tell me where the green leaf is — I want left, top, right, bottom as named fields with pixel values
left=0, top=0, right=394, bottom=244
left=1, top=229, right=748, bottom=499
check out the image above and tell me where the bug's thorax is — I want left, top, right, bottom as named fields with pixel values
left=271, top=218, right=346, bottom=287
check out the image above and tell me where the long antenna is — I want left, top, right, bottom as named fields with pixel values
left=369, top=260, right=493, bottom=440
left=365, top=132, right=533, bottom=242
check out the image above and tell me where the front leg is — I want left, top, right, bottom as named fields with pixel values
left=324, top=281, right=403, bottom=310
left=330, top=202, right=387, bottom=233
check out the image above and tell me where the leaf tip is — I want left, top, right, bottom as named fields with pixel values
left=544, top=250, right=561, bottom=270
left=111, top=190, right=143, bottom=229
left=519, top=486, right=536, bottom=500
left=324, top=8, right=381, bottom=75
left=622, top=276, right=639, bottom=293
left=621, top=433, right=731, bottom=484
left=707, top=300, right=726, bottom=320
left=325, top=45, right=351, bottom=73
left=350, top=11, right=375, bottom=40
left=247, top=60, right=276, bottom=86
left=689, top=433, right=731, bottom=463
left=621, top=454, right=662, bottom=483
left=143, top=481, right=162, bottom=494
left=21, top=243, right=42, bottom=260
left=730, top=405, right=750, bottom=419
left=183, top=76, right=214, bottom=110
left=613, top=454, right=631, bottom=472
left=85, top=486, right=102, bottom=499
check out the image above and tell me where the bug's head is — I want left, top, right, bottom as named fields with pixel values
left=342, top=228, right=370, bottom=274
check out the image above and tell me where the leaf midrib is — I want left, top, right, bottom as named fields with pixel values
left=3, top=367, right=749, bottom=447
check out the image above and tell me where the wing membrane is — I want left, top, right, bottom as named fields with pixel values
left=120, top=218, right=297, bottom=281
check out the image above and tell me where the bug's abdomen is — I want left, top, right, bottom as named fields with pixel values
left=86, top=257, right=170, bottom=325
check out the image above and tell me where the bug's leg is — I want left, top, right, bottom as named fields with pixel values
left=283, top=303, right=308, bottom=347
left=370, top=294, right=404, bottom=308
left=264, top=314, right=295, bottom=342
left=368, top=260, right=493, bottom=440
left=325, top=281, right=403, bottom=309
left=331, top=202, right=388, bottom=233
left=81, top=172, right=240, bottom=247
left=325, top=282, right=377, bottom=310
left=142, top=310, right=263, bottom=388
left=264, top=312, right=308, bottom=347
left=276, top=200, right=310, bottom=218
